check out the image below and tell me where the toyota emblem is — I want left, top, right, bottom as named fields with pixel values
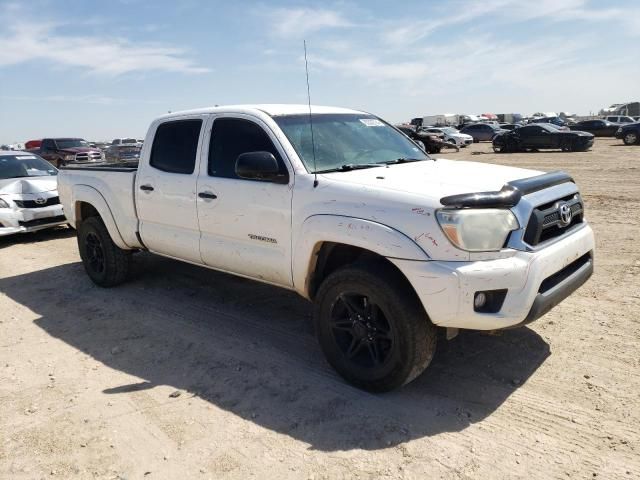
left=559, top=203, right=572, bottom=226
left=35, top=197, right=47, bottom=205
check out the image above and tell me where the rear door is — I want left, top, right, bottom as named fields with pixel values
left=196, top=114, right=294, bottom=287
left=135, top=116, right=206, bottom=263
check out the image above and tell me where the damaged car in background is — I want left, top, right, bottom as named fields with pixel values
left=0, top=151, right=66, bottom=236
left=492, top=123, right=594, bottom=153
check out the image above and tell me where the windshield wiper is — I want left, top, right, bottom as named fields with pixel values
left=381, top=157, right=426, bottom=165
left=314, top=163, right=384, bottom=173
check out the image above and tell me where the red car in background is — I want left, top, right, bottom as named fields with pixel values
left=25, top=139, right=42, bottom=150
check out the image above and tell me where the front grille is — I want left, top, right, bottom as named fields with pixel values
left=524, top=193, right=584, bottom=246
left=18, top=215, right=66, bottom=227
left=14, top=196, right=60, bottom=208
left=74, top=152, right=102, bottom=162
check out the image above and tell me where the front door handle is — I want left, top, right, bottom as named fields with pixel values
left=140, top=184, right=154, bottom=192
left=198, top=191, right=217, bottom=199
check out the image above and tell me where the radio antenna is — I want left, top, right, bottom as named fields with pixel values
left=304, top=40, right=319, bottom=188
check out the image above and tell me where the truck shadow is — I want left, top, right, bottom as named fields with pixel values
left=1, top=254, right=550, bottom=452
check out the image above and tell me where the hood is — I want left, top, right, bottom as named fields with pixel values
left=321, top=159, right=542, bottom=199
left=0, top=177, right=58, bottom=194
left=60, top=147, right=100, bottom=154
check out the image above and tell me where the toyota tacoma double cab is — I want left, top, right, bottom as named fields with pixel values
left=58, top=105, right=595, bottom=392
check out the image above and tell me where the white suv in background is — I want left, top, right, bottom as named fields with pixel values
left=604, top=115, right=636, bottom=124
left=421, top=127, right=473, bottom=147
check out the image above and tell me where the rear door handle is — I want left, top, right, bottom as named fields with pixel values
left=198, top=191, right=217, bottom=199
left=140, top=184, right=154, bottom=191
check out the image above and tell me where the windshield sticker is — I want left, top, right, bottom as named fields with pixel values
left=359, top=118, right=384, bottom=127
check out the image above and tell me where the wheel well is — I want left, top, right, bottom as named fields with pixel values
left=75, top=202, right=100, bottom=226
left=308, top=242, right=415, bottom=301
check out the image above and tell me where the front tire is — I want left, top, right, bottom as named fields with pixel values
left=314, top=261, right=437, bottom=392
left=623, top=132, right=638, bottom=145
left=77, top=216, right=131, bottom=287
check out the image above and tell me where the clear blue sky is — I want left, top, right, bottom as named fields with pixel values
left=1, top=0, right=638, bottom=143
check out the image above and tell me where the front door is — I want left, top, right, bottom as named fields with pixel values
left=136, top=116, right=206, bottom=263
left=197, top=114, right=294, bottom=287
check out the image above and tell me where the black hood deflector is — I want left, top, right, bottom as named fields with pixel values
left=440, top=171, right=574, bottom=208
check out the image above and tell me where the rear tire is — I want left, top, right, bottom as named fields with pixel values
left=77, top=216, right=131, bottom=287
left=314, top=261, right=437, bottom=392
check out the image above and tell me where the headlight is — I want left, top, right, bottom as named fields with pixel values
left=64, top=154, right=75, bottom=161
left=0, top=198, right=9, bottom=208
left=436, top=208, right=519, bottom=251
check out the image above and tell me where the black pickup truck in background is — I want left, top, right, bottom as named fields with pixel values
left=30, top=138, right=104, bottom=168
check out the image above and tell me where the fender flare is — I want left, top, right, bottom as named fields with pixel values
left=72, top=185, right=130, bottom=250
left=292, top=215, right=429, bottom=298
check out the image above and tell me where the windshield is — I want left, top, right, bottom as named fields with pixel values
left=274, top=113, right=429, bottom=173
left=56, top=139, right=89, bottom=149
left=440, top=127, right=458, bottom=134
left=122, top=138, right=137, bottom=144
left=0, top=155, right=58, bottom=179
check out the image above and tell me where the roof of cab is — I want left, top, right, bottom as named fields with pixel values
left=157, top=104, right=366, bottom=120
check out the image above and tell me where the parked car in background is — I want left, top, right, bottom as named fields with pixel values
left=421, top=127, right=473, bottom=147
left=396, top=124, right=448, bottom=153
left=615, top=123, right=640, bottom=145
left=570, top=120, right=620, bottom=137
left=32, top=138, right=104, bottom=168
left=25, top=139, right=42, bottom=150
left=105, top=143, right=142, bottom=163
left=0, top=151, right=66, bottom=236
left=605, top=115, right=635, bottom=124
left=492, top=123, right=594, bottom=153
left=459, top=123, right=507, bottom=142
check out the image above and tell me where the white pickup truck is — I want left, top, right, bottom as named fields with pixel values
left=58, top=104, right=594, bottom=392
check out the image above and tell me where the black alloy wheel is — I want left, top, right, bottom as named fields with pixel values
left=330, top=293, right=395, bottom=369
left=85, top=232, right=105, bottom=275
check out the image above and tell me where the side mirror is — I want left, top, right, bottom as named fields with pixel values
left=235, top=151, right=288, bottom=184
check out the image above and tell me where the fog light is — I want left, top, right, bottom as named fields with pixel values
left=473, top=289, right=508, bottom=313
left=474, top=292, right=487, bottom=309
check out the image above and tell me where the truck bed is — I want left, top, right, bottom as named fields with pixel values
left=57, top=162, right=143, bottom=249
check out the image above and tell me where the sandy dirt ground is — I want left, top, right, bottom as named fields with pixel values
left=1, top=138, right=639, bottom=479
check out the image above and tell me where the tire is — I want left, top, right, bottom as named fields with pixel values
left=313, top=261, right=437, bottom=392
left=561, top=139, right=572, bottom=152
left=623, top=132, right=638, bottom=145
left=493, top=141, right=508, bottom=153
left=77, top=216, right=131, bottom=287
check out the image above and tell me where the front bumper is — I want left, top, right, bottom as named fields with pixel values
left=0, top=204, right=66, bottom=236
left=391, top=224, right=595, bottom=330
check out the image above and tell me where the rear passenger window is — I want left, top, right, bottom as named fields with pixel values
left=208, top=118, right=286, bottom=179
left=149, top=120, right=202, bottom=174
